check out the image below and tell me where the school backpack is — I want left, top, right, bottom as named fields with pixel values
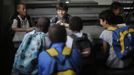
left=12, top=30, right=45, bottom=74
left=70, top=33, right=92, bottom=58
left=46, top=46, right=77, bottom=75
left=107, top=26, right=134, bottom=60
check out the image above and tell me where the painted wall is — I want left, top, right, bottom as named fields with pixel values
left=94, top=0, right=112, bottom=5
left=71, top=0, right=95, bottom=1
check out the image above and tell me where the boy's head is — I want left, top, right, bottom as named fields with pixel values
left=69, top=16, right=83, bottom=32
left=110, top=1, right=123, bottom=15
left=17, top=3, right=27, bottom=17
left=56, top=2, right=68, bottom=18
left=48, top=25, right=67, bottom=43
left=37, top=17, right=50, bottom=33
left=99, top=10, right=117, bottom=28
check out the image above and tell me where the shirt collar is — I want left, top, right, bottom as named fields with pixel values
left=18, top=15, right=27, bottom=21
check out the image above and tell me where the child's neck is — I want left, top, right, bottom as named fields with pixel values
left=19, top=15, right=26, bottom=20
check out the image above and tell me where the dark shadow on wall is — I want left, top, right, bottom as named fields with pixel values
left=0, top=0, right=16, bottom=75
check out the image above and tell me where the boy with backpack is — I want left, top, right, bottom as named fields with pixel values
left=99, top=9, right=134, bottom=69
left=38, top=25, right=83, bottom=75
left=12, top=17, right=50, bottom=75
left=68, top=16, right=92, bottom=59
left=67, top=16, right=92, bottom=75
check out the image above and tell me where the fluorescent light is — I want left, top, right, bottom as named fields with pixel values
left=65, top=0, right=69, bottom=4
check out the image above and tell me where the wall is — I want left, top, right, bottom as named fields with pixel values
left=71, top=0, right=95, bottom=2
left=1, top=0, right=15, bottom=36
left=94, top=0, right=112, bottom=5
left=0, top=0, right=3, bottom=37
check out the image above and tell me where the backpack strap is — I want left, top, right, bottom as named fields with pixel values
left=16, top=15, right=32, bottom=28
left=47, top=46, right=72, bottom=57
left=70, top=34, right=78, bottom=49
left=16, top=16, right=21, bottom=28
left=62, top=47, right=71, bottom=56
left=47, top=48, right=59, bottom=57
left=107, top=27, right=118, bottom=31
left=26, top=15, right=32, bottom=27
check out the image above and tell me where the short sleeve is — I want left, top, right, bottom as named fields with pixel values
left=99, top=30, right=113, bottom=46
left=12, top=19, right=18, bottom=28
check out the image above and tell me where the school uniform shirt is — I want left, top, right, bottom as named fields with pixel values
left=99, top=29, right=132, bottom=68
left=38, top=42, right=82, bottom=75
left=12, top=15, right=31, bottom=42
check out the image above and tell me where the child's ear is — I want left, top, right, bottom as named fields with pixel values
left=103, top=20, right=107, bottom=25
left=17, top=8, right=20, bottom=13
left=105, top=20, right=108, bottom=24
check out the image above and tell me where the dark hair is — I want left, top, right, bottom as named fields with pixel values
left=16, top=3, right=26, bottom=16
left=48, top=24, right=67, bottom=43
left=17, top=3, right=26, bottom=9
left=37, top=17, right=50, bottom=33
left=69, top=16, right=83, bottom=32
left=56, top=2, right=68, bottom=12
left=99, top=10, right=117, bottom=25
left=110, top=1, right=122, bottom=10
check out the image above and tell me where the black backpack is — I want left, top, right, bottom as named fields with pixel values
left=71, top=33, right=92, bottom=58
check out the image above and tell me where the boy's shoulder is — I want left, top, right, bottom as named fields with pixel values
left=100, top=30, right=113, bottom=36
left=102, top=29, right=113, bottom=33
left=100, top=29, right=113, bottom=41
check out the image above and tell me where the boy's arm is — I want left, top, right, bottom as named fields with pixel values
left=12, top=27, right=34, bottom=32
left=99, top=30, right=111, bottom=54
left=12, top=19, right=34, bottom=32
